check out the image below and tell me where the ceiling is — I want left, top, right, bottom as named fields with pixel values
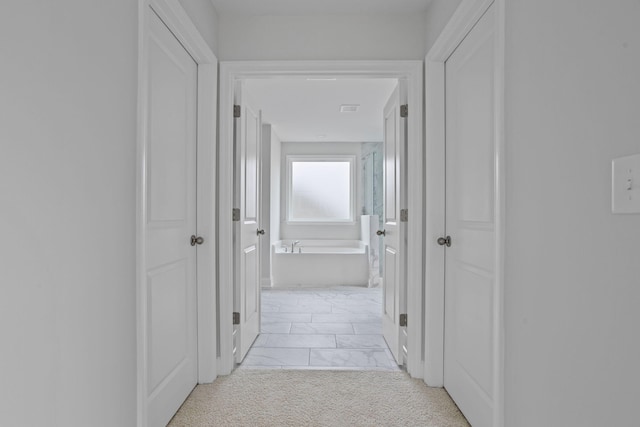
left=209, top=0, right=433, bottom=16
left=244, top=78, right=397, bottom=143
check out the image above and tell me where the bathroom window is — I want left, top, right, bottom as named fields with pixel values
left=286, top=155, right=356, bottom=223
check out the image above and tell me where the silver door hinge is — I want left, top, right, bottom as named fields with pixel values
left=233, top=312, right=240, bottom=325
left=400, top=209, right=408, bottom=222
left=399, top=313, right=408, bottom=327
left=400, top=104, right=408, bottom=118
left=233, top=105, right=241, bottom=118
left=232, top=208, right=240, bottom=221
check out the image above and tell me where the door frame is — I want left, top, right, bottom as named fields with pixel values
left=218, top=60, right=424, bottom=377
left=424, top=0, right=505, bottom=424
left=136, top=0, right=218, bottom=425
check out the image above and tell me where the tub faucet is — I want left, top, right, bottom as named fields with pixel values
left=291, top=240, right=300, bottom=252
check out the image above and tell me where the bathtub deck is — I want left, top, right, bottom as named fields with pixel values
left=238, top=286, right=400, bottom=371
left=271, top=240, right=371, bottom=287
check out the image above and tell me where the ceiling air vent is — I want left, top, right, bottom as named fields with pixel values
left=339, top=104, right=360, bottom=113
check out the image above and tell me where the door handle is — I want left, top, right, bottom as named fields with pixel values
left=257, top=229, right=265, bottom=236
left=376, top=230, right=386, bottom=236
left=190, top=235, right=204, bottom=246
left=437, top=236, right=451, bottom=247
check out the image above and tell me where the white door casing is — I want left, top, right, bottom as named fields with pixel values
left=443, top=4, right=498, bottom=427
left=233, top=85, right=262, bottom=363
left=142, top=7, right=198, bottom=427
left=217, top=61, right=423, bottom=377
left=381, top=83, right=408, bottom=365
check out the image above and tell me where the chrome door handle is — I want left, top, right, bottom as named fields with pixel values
left=257, top=229, right=265, bottom=236
left=190, top=235, right=204, bottom=246
left=376, top=230, right=386, bottom=236
left=437, top=236, right=451, bottom=247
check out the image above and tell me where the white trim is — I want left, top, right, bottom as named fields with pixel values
left=135, top=3, right=147, bottom=425
left=219, top=61, right=424, bottom=377
left=148, top=0, right=216, bottom=64
left=423, top=57, right=446, bottom=388
left=493, top=2, right=506, bottom=426
left=195, top=62, right=218, bottom=384
left=423, top=0, right=505, bottom=425
left=136, top=1, right=218, bottom=425
left=260, top=278, right=272, bottom=288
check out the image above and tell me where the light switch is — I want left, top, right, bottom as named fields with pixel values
left=612, top=154, right=640, bottom=214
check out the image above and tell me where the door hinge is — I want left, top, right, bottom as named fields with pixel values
left=233, top=105, right=241, bottom=118
left=399, top=313, right=408, bottom=327
left=232, top=208, right=240, bottom=221
left=400, top=104, right=408, bottom=118
left=233, top=312, right=240, bottom=325
left=400, top=209, right=408, bottom=222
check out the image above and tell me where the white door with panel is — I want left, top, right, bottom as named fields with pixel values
left=443, top=4, right=497, bottom=427
left=234, top=85, right=263, bottom=363
left=381, top=83, right=407, bottom=365
left=144, top=8, right=198, bottom=427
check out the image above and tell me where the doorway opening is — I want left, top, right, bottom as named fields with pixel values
left=218, top=61, right=424, bottom=378
left=237, top=77, right=399, bottom=370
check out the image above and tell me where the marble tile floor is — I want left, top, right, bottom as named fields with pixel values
left=239, top=286, right=401, bottom=371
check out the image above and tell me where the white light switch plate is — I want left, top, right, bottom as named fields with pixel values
left=612, top=154, right=640, bottom=214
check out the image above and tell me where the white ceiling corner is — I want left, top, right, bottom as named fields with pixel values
left=208, top=0, right=428, bottom=142
left=209, top=0, right=433, bottom=16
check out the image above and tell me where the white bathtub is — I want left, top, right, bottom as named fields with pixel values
left=271, top=240, right=370, bottom=287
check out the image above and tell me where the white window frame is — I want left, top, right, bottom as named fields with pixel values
left=285, top=154, right=356, bottom=224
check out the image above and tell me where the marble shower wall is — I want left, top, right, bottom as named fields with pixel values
left=361, top=142, right=383, bottom=219
left=361, top=142, right=383, bottom=276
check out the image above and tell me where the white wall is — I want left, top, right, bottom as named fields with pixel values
left=217, top=14, right=427, bottom=60
left=504, top=1, right=640, bottom=425
left=424, top=0, right=463, bottom=54
left=0, top=1, right=137, bottom=425
left=279, top=142, right=363, bottom=241
left=178, top=0, right=219, bottom=55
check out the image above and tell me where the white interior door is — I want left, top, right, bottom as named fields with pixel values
left=233, top=85, right=262, bottom=363
left=144, top=8, right=198, bottom=427
left=381, top=83, right=407, bottom=365
left=444, top=4, right=497, bottom=427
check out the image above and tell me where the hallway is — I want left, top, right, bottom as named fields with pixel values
left=240, top=287, right=399, bottom=370
left=4, top=0, right=640, bottom=425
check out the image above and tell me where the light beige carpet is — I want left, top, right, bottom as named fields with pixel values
left=169, top=370, right=469, bottom=426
